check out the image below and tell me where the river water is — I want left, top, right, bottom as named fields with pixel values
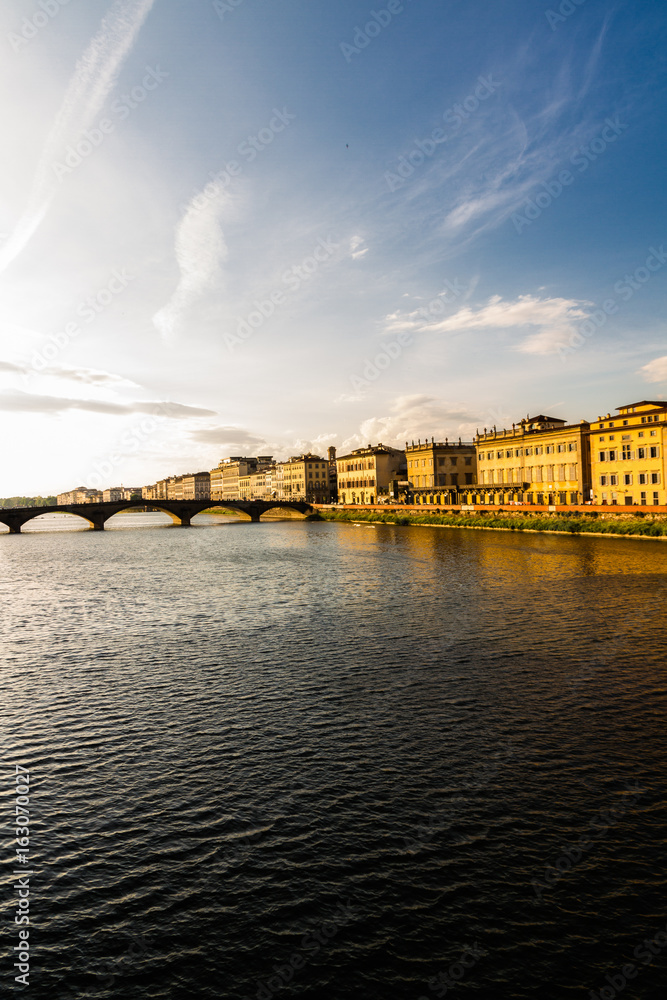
left=1, top=512, right=666, bottom=999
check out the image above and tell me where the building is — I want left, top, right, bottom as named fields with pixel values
left=181, top=472, right=210, bottom=501
left=103, top=487, right=124, bottom=502
left=590, top=401, right=666, bottom=505
left=166, top=476, right=183, bottom=500
left=327, top=446, right=338, bottom=502
left=142, top=484, right=157, bottom=501
left=211, top=457, right=273, bottom=501
left=275, top=454, right=333, bottom=502
left=406, top=438, right=476, bottom=500
left=57, top=487, right=103, bottom=505
left=336, top=444, right=406, bottom=505
left=475, top=415, right=591, bottom=505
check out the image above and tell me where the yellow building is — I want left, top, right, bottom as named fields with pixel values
left=336, top=444, right=406, bottom=504
left=590, top=401, right=666, bottom=506
left=475, top=415, right=591, bottom=505
left=406, top=438, right=476, bottom=501
left=275, top=455, right=332, bottom=503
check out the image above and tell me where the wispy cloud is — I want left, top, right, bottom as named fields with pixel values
left=0, top=390, right=215, bottom=417
left=638, top=356, right=667, bottom=384
left=0, top=359, right=138, bottom=386
left=385, top=293, right=592, bottom=355
left=188, top=425, right=267, bottom=449
left=153, top=181, right=231, bottom=342
left=0, top=0, right=155, bottom=274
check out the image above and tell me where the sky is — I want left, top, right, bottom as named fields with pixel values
left=1, top=0, right=666, bottom=495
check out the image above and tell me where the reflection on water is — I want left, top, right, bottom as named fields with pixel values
left=1, top=514, right=666, bottom=1000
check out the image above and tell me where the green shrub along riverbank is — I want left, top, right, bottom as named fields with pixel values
left=315, top=508, right=667, bottom=538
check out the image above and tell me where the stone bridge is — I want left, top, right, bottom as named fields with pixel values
left=0, top=499, right=315, bottom=534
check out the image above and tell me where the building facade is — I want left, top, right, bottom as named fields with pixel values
left=181, top=472, right=210, bottom=501
left=336, top=444, right=406, bottom=505
left=57, top=487, right=103, bottom=504
left=475, top=415, right=591, bottom=504
left=406, top=438, right=476, bottom=499
left=210, top=457, right=273, bottom=501
left=590, top=401, right=666, bottom=505
left=275, top=455, right=332, bottom=502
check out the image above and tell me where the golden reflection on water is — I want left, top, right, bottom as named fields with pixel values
left=331, top=519, right=667, bottom=585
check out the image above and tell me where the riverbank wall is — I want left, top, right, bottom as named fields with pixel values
left=313, top=504, right=667, bottom=538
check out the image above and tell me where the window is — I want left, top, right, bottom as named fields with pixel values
left=506, top=450, right=512, bottom=458
left=599, top=451, right=606, bottom=462
left=450, top=457, right=458, bottom=466
left=438, top=458, right=445, bottom=466
left=497, top=451, right=502, bottom=459
left=624, top=474, right=632, bottom=486
left=609, top=450, right=616, bottom=461
left=557, top=444, right=565, bottom=453
left=568, top=442, right=577, bottom=451
left=640, top=492, right=647, bottom=503
left=536, top=446, right=543, bottom=455
left=653, top=492, right=660, bottom=505
left=623, top=420, right=628, bottom=425
left=641, top=417, right=647, bottom=424
left=465, top=457, right=472, bottom=465
left=600, top=436, right=605, bottom=442
left=650, top=446, right=659, bottom=458
left=609, top=435, right=615, bottom=440
left=651, top=472, right=661, bottom=484
left=622, top=434, right=631, bottom=440
left=639, top=473, right=647, bottom=485
left=610, top=475, right=618, bottom=486
left=651, top=430, right=657, bottom=437
left=622, top=445, right=632, bottom=460
left=609, top=422, right=615, bottom=427
left=638, top=447, right=646, bottom=459
left=638, top=432, right=644, bottom=438
left=600, top=475, right=607, bottom=486
left=546, top=445, right=554, bottom=454
left=526, top=447, right=533, bottom=456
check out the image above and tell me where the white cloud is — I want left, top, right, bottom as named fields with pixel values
left=0, top=359, right=138, bottom=387
left=153, top=181, right=231, bottom=341
left=417, top=293, right=592, bottom=355
left=638, top=356, right=667, bottom=383
left=341, top=395, right=482, bottom=453
left=0, top=0, right=155, bottom=274
left=0, top=390, right=215, bottom=417
left=349, top=235, right=369, bottom=260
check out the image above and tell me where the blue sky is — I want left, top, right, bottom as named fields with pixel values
left=0, top=0, right=666, bottom=493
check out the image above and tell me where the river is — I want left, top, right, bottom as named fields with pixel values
left=1, top=512, right=666, bottom=999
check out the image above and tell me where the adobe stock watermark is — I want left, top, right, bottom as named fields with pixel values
left=531, top=781, right=647, bottom=903
left=254, top=900, right=356, bottom=999
left=385, top=76, right=501, bottom=192
left=224, top=236, right=339, bottom=352
left=511, top=117, right=628, bottom=234
left=545, top=0, right=588, bottom=32
left=178, top=108, right=296, bottom=214
left=348, top=278, right=468, bottom=394
left=51, top=66, right=168, bottom=181
left=558, top=244, right=667, bottom=361
left=340, top=0, right=414, bottom=63
left=83, top=403, right=172, bottom=492
left=8, top=0, right=75, bottom=55
left=419, top=942, right=487, bottom=999
left=26, top=268, right=134, bottom=374
left=588, top=919, right=667, bottom=1000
